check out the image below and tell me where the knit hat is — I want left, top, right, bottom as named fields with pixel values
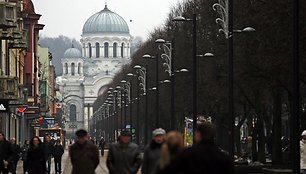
left=302, top=130, right=306, bottom=136
left=153, top=128, right=166, bottom=137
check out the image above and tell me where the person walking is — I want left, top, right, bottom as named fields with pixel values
left=0, top=131, right=11, bottom=174
left=107, top=130, right=142, bottom=174
left=301, top=130, right=306, bottom=174
left=142, top=128, right=166, bottom=174
left=27, top=136, right=46, bottom=174
left=8, top=138, right=20, bottom=174
left=69, top=129, right=99, bottom=174
left=42, top=135, right=54, bottom=174
left=53, top=140, right=64, bottom=174
left=99, top=137, right=106, bottom=156
left=21, top=140, right=30, bottom=174
left=158, top=122, right=234, bottom=174
left=158, top=131, right=184, bottom=171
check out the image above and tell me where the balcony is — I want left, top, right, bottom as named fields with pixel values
left=0, top=1, right=17, bottom=29
left=0, top=76, right=18, bottom=99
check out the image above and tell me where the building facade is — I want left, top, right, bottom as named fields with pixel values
left=57, top=5, right=131, bottom=137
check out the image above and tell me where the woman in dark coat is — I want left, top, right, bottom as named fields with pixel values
left=26, top=136, right=46, bottom=174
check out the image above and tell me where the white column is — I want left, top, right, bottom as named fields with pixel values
left=92, top=44, right=96, bottom=58
left=109, top=45, right=113, bottom=58
left=84, top=106, right=88, bottom=130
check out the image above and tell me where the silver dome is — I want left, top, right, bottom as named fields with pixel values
left=82, top=5, right=129, bottom=34
left=64, top=47, right=81, bottom=58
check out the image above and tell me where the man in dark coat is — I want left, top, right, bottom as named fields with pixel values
left=99, top=137, right=106, bottom=156
left=0, top=131, right=11, bottom=174
left=107, top=130, right=142, bottom=174
left=142, top=128, right=166, bottom=174
left=158, top=122, right=234, bottom=174
left=9, top=138, right=20, bottom=174
left=42, top=135, right=54, bottom=174
left=69, top=129, right=99, bottom=174
left=53, top=140, right=64, bottom=174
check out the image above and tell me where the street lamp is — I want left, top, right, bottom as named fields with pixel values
left=134, top=65, right=148, bottom=144
left=213, top=0, right=255, bottom=161
left=173, top=14, right=198, bottom=140
left=142, top=54, right=159, bottom=128
left=122, top=79, right=132, bottom=133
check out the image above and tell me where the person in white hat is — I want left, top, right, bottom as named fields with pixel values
left=142, top=128, right=166, bottom=174
left=301, top=130, right=306, bottom=173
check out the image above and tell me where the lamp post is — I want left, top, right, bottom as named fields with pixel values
left=173, top=14, right=197, bottom=141
left=142, top=54, right=159, bottom=128
left=121, top=80, right=132, bottom=133
left=292, top=0, right=300, bottom=173
left=134, top=65, right=147, bottom=144
left=213, top=0, right=256, bottom=160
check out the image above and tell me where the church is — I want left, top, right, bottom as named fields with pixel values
left=57, top=5, right=131, bottom=137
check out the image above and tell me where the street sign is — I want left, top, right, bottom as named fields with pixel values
left=17, top=107, right=26, bottom=113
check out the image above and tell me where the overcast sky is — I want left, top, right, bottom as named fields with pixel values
left=32, top=0, right=179, bottom=41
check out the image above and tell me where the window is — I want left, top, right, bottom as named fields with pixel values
left=78, top=63, right=81, bottom=74
left=88, top=43, right=92, bottom=58
left=113, top=43, right=118, bottom=58
left=83, top=43, right=86, bottom=57
left=71, top=63, right=75, bottom=76
left=121, top=43, right=124, bottom=58
left=95, top=42, right=100, bottom=58
left=70, top=105, right=77, bottom=121
left=65, top=63, right=68, bottom=74
left=104, top=42, right=109, bottom=58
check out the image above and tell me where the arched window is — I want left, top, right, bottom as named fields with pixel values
left=121, top=43, right=124, bottom=58
left=88, top=43, right=92, bottom=58
left=113, top=43, right=117, bottom=58
left=104, top=42, right=109, bottom=58
left=65, top=63, right=68, bottom=74
left=95, top=42, right=100, bottom=58
left=70, top=105, right=76, bottom=121
left=71, top=63, right=75, bottom=76
left=78, top=63, right=81, bottom=74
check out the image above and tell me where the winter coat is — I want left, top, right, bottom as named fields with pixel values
left=142, top=140, right=163, bottom=174
left=158, top=140, right=234, bottom=174
left=107, top=141, right=142, bottom=174
left=42, top=142, right=54, bottom=159
left=0, top=139, right=12, bottom=169
left=69, top=141, right=99, bottom=174
left=99, top=139, right=106, bottom=149
left=301, top=140, right=306, bottom=169
left=9, top=143, right=21, bottom=162
left=53, top=144, right=64, bottom=160
left=27, top=145, right=46, bottom=174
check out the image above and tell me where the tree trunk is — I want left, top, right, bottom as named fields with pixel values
left=272, top=88, right=282, bottom=165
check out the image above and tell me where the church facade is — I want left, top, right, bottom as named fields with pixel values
left=57, top=5, right=131, bottom=137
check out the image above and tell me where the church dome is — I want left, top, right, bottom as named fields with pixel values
left=82, top=5, right=129, bottom=35
left=64, top=46, right=81, bottom=58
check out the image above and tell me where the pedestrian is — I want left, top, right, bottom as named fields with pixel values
left=99, top=137, right=106, bottom=156
left=0, top=131, right=12, bottom=174
left=21, top=140, right=30, bottom=174
left=142, top=128, right=166, bottom=174
left=42, top=135, right=54, bottom=174
left=158, top=131, right=184, bottom=171
left=69, top=129, right=99, bottom=174
left=158, top=122, right=234, bottom=174
left=8, top=138, right=20, bottom=174
left=53, top=139, right=64, bottom=174
left=107, top=130, right=142, bottom=174
left=27, top=136, right=46, bottom=174
left=301, top=130, right=306, bottom=174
